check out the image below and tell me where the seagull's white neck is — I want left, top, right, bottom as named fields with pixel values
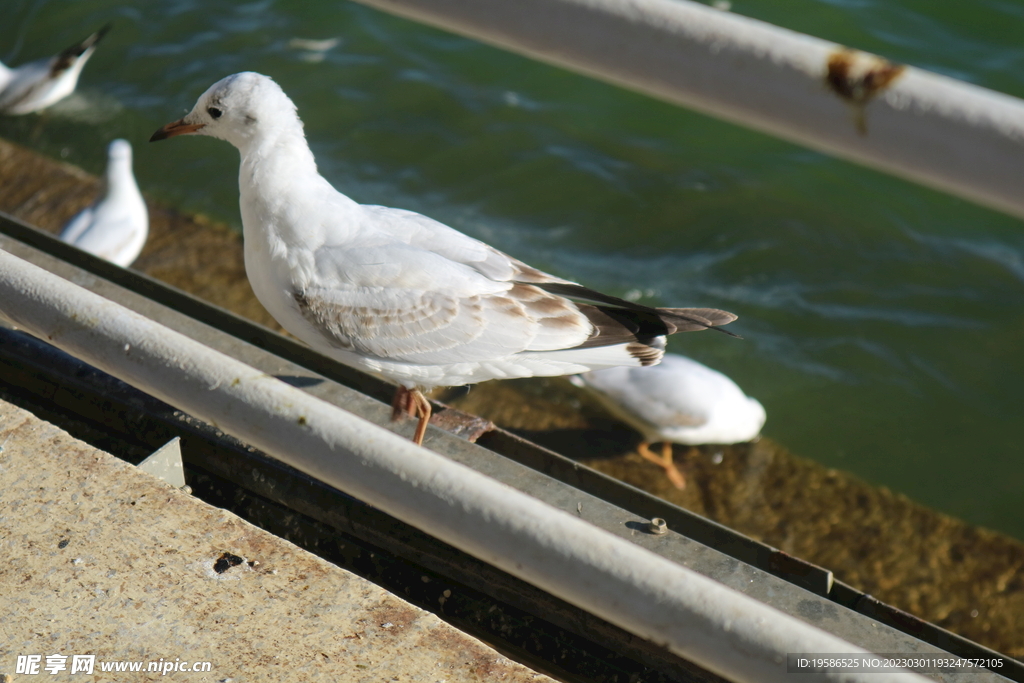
left=238, top=120, right=317, bottom=211
left=232, top=112, right=349, bottom=331
left=237, top=118, right=317, bottom=180
left=104, top=155, right=139, bottom=201
left=235, top=117, right=348, bottom=257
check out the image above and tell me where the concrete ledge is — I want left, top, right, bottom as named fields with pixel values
left=0, top=397, right=552, bottom=682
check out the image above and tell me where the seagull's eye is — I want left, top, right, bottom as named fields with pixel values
left=207, top=107, right=223, bottom=119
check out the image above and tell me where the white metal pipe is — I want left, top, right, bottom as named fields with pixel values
left=350, top=0, right=1024, bottom=221
left=0, top=248, right=932, bottom=683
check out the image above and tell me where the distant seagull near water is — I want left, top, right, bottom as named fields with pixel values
left=0, top=24, right=111, bottom=115
left=60, top=139, right=148, bottom=267
left=572, top=354, right=765, bottom=489
left=150, top=72, right=738, bottom=444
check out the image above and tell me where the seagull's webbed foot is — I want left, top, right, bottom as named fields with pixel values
left=637, top=441, right=686, bottom=490
left=391, top=386, right=432, bottom=446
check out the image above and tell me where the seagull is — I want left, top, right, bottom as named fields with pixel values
left=60, top=139, right=148, bottom=267
left=150, top=72, right=738, bottom=445
left=0, top=24, right=111, bottom=115
left=572, top=353, right=765, bottom=489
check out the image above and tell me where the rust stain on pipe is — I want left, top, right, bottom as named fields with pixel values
left=826, top=48, right=906, bottom=135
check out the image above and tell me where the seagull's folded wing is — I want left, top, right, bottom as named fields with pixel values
left=59, top=206, right=96, bottom=245
left=362, top=205, right=569, bottom=284
left=631, top=383, right=711, bottom=429
left=299, top=243, right=593, bottom=365
left=72, top=215, right=143, bottom=266
left=0, top=61, right=50, bottom=112
left=581, top=366, right=710, bottom=430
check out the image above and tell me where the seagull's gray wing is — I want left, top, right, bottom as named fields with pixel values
left=362, top=205, right=564, bottom=284
left=363, top=204, right=737, bottom=338
left=0, top=59, right=51, bottom=112
left=295, top=240, right=592, bottom=365
left=59, top=206, right=96, bottom=245
left=71, top=215, right=143, bottom=266
left=349, top=205, right=736, bottom=366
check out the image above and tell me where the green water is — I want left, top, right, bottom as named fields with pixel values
left=2, top=0, right=1023, bottom=539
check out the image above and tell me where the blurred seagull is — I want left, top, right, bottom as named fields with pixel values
left=572, top=353, right=765, bottom=489
left=287, top=37, right=341, bottom=64
left=60, top=139, right=148, bottom=267
left=0, top=24, right=111, bottom=115
left=150, top=72, right=738, bottom=444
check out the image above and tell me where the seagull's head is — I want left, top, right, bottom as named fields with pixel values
left=149, top=72, right=298, bottom=149
left=107, top=139, right=132, bottom=163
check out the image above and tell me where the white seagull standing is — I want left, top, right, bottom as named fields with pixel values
left=0, top=24, right=111, bottom=115
left=572, top=353, right=766, bottom=488
left=60, top=139, right=148, bottom=267
left=150, top=72, right=738, bottom=444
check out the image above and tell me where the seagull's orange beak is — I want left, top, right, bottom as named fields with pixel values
left=149, top=118, right=205, bottom=142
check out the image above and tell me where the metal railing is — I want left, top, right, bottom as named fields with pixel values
left=0, top=246, right=937, bottom=683
left=353, top=0, right=1024, bottom=220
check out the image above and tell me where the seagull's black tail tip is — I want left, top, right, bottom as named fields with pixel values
left=64, top=22, right=113, bottom=58
left=711, top=325, right=742, bottom=339
left=659, top=307, right=742, bottom=339
left=83, top=22, right=114, bottom=51
left=93, top=22, right=114, bottom=43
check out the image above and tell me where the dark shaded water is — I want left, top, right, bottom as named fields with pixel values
left=2, top=0, right=1023, bottom=538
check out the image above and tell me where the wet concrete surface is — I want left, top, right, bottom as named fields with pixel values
left=1, top=136, right=1021, bottom=660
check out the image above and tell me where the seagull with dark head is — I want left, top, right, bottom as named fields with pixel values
left=151, top=72, right=738, bottom=445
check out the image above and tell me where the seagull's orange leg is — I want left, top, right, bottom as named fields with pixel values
left=636, top=441, right=686, bottom=490
left=391, top=386, right=432, bottom=446
left=410, top=390, right=432, bottom=445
